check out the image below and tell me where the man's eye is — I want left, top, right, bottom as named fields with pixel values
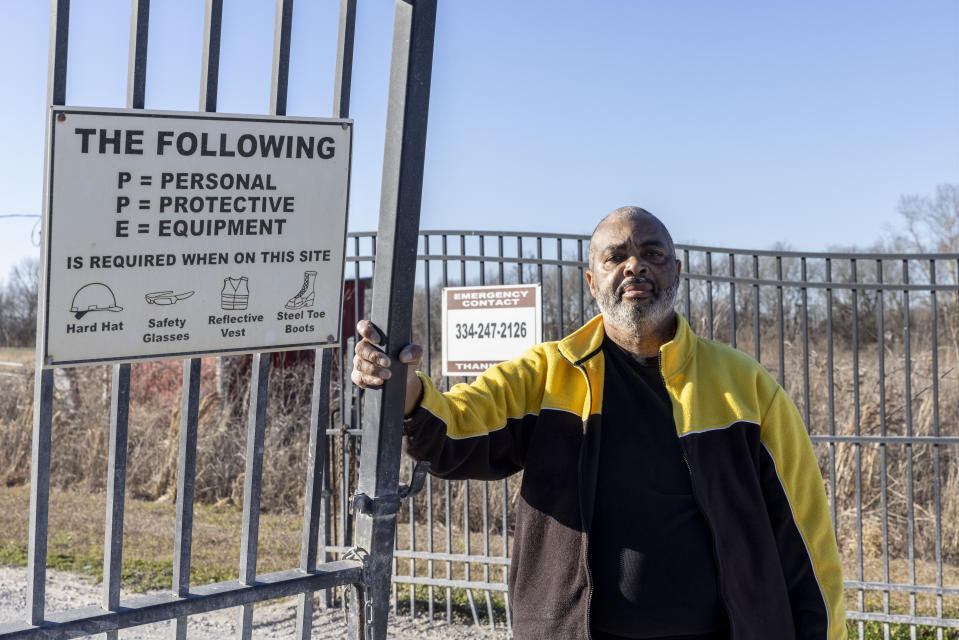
left=605, top=254, right=624, bottom=263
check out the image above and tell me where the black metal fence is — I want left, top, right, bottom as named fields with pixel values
left=0, top=0, right=437, bottom=638
left=334, top=229, right=959, bottom=637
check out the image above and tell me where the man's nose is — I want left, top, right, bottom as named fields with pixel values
left=623, top=255, right=647, bottom=275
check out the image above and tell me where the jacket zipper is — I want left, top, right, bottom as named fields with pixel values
left=661, top=359, right=736, bottom=640
left=575, top=360, right=595, bottom=640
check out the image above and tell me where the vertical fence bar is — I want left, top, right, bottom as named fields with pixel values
left=342, top=362, right=351, bottom=566
left=172, top=358, right=201, bottom=640
left=26, top=0, right=70, bottom=625
left=323, top=0, right=356, bottom=618
left=483, top=481, right=493, bottom=626
left=536, top=237, right=544, bottom=339
left=800, top=257, right=810, bottom=428
left=237, top=354, right=270, bottom=639
left=236, top=1, right=292, bottom=634
left=728, top=253, right=736, bottom=348
left=352, top=2, right=437, bottom=637
left=493, top=235, right=506, bottom=625
left=877, top=260, right=890, bottom=639
left=126, top=0, right=150, bottom=110
left=517, top=237, right=524, bottom=285
left=295, top=349, right=332, bottom=639
left=497, top=234, right=505, bottom=285
left=929, top=260, right=943, bottom=639
left=851, top=259, right=864, bottom=639
left=338, top=245, right=351, bottom=590
left=902, top=260, right=917, bottom=637
left=753, top=255, right=760, bottom=362
left=24, top=364, right=52, bottom=627
left=776, top=255, right=785, bottom=386
left=409, top=462, right=416, bottom=617
left=347, top=240, right=363, bottom=562
left=199, top=0, right=222, bottom=113
left=683, top=249, right=691, bottom=323
left=27, top=0, right=70, bottom=623
left=100, top=4, right=149, bottom=637
left=172, top=4, right=221, bottom=636
left=578, top=239, right=585, bottom=325
left=441, top=234, right=453, bottom=623
left=502, top=473, right=510, bottom=634
left=102, top=364, right=130, bottom=640
left=825, top=259, right=836, bottom=528
left=464, top=480, right=479, bottom=625
left=706, top=251, right=714, bottom=340
left=423, top=235, right=435, bottom=619
left=557, top=238, right=565, bottom=336
left=445, top=474, right=452, bottom=623
left=480, top=234, right=486, bottom=286
left=498, top=234, right=505, bottom=284
left=500, top=380, right=510, bottom=607
left=426, top=472, right=435, bottom=620
left=269, top=0, right=293, bottom=118
left=332, top=0, right=357, bottom=119
left=349, top=236, right=366, bottom=554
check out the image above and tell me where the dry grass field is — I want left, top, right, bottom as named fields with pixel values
left=0, top=348, right=33, bottom=366
left=0, top=484, right=301, bottom=591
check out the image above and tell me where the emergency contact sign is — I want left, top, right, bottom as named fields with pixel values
left=441, top=284, right=542, bottom=376
left=41, top=107, right=352, bottom=366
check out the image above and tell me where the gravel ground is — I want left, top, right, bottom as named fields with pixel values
left=0, top=567, right=511, bottom=639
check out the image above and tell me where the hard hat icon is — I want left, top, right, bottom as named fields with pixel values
left=70, top=283, right=123, bottom=320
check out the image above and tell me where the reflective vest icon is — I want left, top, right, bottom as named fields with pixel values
left=221, top=277, right=249, bottom=310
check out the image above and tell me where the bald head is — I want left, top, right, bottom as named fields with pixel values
left=588, top=207, right=675, bottom=269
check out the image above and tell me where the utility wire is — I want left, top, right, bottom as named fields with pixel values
left=1, top=214, right=42, bottom=246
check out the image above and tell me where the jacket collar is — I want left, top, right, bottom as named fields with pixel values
left=557, top=314, right=606, bottom=365
left=558, top=312, right=696, bottom=376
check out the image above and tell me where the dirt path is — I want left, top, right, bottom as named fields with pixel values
left=0, top=566, right=510, bottom=639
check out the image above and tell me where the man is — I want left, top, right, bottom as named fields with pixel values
left=352, top=207, right=846, bottom=639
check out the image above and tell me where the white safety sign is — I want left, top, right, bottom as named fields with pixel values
left=441, top=284, right=542, bottom=376
left=40, top=107, right=352, bottom=366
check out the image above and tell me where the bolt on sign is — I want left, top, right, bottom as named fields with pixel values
left=441, top=284, right=542, bottom=376
left=40, top=107, right=352, bottom=366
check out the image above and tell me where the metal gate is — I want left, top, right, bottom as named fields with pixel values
left=0, top=1, right=436, bottom=638
left=339, top=231, right=959, bottom=637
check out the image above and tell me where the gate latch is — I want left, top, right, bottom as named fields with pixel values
left=351, top=460, right=431, bottom=517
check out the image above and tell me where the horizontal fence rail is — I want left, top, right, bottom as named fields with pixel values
left=337, top=230, right=959, bottom=637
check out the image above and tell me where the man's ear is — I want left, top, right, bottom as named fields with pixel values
left=675, top=259, right=682, bottom=278
left=585, top=270, right=596, bottom=298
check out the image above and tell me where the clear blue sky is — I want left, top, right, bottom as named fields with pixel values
left=1, top=0, right=957, bottom=282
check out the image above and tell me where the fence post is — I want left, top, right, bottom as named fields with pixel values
left=25, top=0, right=70, bottom=627
left=350, top=1, right=437, bottom=639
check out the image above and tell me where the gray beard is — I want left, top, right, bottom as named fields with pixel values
left=595, top=275, right=680, bottom=337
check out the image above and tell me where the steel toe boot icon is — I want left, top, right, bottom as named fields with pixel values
left=221, top=276, right=249, bottom=310
left=70, top=283, right=123, bottom=319
left=285, top=270, right=317, bottom=309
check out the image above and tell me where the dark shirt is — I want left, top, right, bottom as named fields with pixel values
left=588, top=337, right=728, bottom=639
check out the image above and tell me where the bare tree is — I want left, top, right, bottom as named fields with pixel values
left=0, top=257, right=39, bottom=347
left=893, top=184, right=959, bottom=358
left=897, top=184, right=959, bottom=255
